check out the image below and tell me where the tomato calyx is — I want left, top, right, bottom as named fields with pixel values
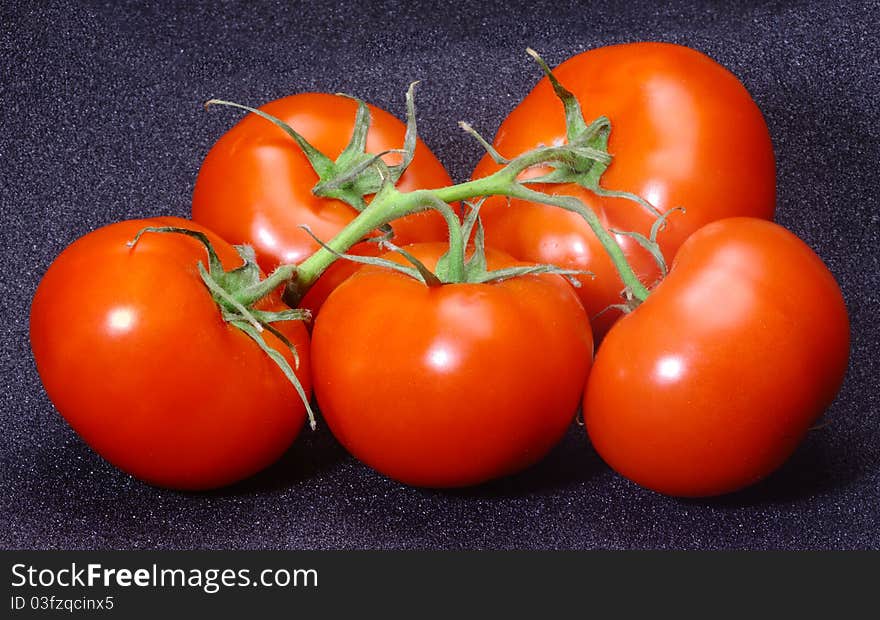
left=435, top=201, right=591, bottom=286
left=128, top=226, right=316, bottom=429
left=466, top=49, right=662, bottom=220
left=525, top=49, right=659, bottom=217
left=205, top=83, right=419, bottom=215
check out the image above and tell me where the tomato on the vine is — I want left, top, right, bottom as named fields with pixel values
left=472, top=43, right=776, bottom=338
left=584, top=218, right=849, bottom=497
left=310, top=242, right=593, bottom=488
left=192, top=92, right=454, bottom=314
left=29, top=217, right=312, bottom=490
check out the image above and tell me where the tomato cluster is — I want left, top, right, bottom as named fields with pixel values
left=30, top=43, right=849, bottom=497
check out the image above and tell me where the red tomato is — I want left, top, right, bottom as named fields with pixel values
left=584, top=218, right=849, bottom=497
left=192, top=92, right=454, bottom=314
left=29, top=217, right=312, bottom=490
left=311, top=243, right=593, bottom=487
left=473, top=43, right=776, bottom=338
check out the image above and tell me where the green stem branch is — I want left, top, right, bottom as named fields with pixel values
left=421, top=193, right=466, bottom=282
left=287, top=143, right=650, bottom=305
left=506, top=185, right=650, bottom=302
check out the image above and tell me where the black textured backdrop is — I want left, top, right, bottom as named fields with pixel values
left=2, top=0, right=879, bottom=550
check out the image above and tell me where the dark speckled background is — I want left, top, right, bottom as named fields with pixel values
left=2, top=0, right=879, bottom=550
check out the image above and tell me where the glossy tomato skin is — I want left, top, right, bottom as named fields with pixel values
left=192, top=92, right=454, bottom=314
left=473, top=42, right=776, bottom=339
left=311, top=243, right=593, bottom=488
left=584, top=218, right=849, bottom=497
left=30, top=217, right=312, bottom=490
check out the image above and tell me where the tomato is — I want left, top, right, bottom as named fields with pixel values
left=29, top=217, right=312, bottom=490
left=583, top=218, right=849, bottom=497
left=472, top=42, right=776, bottom=338
left=192, top=92, right=454, bottom=314
left=310, top=243, right=593, bottom=487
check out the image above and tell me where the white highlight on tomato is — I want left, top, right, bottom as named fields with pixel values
left=106, top=306, right=136, bottom=333
left=426, top=345, right=454, bottom=371
left=256, top=223, right=279, bottom=251
left=656, top=355, right=683, bottom=381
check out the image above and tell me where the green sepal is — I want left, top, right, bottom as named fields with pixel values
left=609, top=229, right=669, bottom=277
left=208, top=243, right=299, bottom=308
left=526, top=47, right=589, bottom=141
left=507, top=185, right=652, bottom=303
left=217, top=244, right=263, bottom=295
left=458, top=121, right=510, bottom=165
left=231, top=319, right=316, bottom=430
left=128, top=226, right=223, bottom=273
left=462, top=204, right=488, bottom=280
left=419, top=192, right=466, bottom=284
left=299, top=225, right=441, bottom=287
left=519, top=145, right=612, bottom=185
left=650, top=206, right=687, bottom=241
left=363, top=225, right=396, bottom=245
left=593, top=302, right=637, bottom=320
left=523, top=50, right=662, bottom=218
left=430, top=199, right=590, bottom=287
left=475, top=264, right=593, bottom=285
left=388, top=81, right=420, bottom=177
left=249, top=307, right=312, bottom=324
left=336, top=95, right=372, bottom=160
left=209, top=88, right=421, bottom=215
left=377, top=239, right=443, bottom=287
left=312, top=148, right=402, bottom=210
left=128, top=227, right=315, bottom=429
left=589, top=186, right=662, bottom=217
left=609, top=206, right=686, bottom=277
left=525, top=50, right=611, bottom=162
left=205, top=99, right=335, bottom=177
left=435, top=215, right=473, bottom=282
left=198, top=262, right=264, bottom=332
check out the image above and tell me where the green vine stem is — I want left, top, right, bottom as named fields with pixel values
left=505, top=186, right=651, bottom=301
left=286, top=144, right=651, bottom=304
left=209, top=49, right=668, bottom=309
left=301, top=202, right=591, bottom=290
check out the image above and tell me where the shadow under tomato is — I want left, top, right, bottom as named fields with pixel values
left=205, top=420, right=349, bottom=496
left=686, top=429, right=866, bottom=509
left=440, top=422, right=605, bottom=499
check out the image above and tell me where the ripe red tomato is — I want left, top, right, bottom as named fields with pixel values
left=310, top=243, right=593, bottom=487
left=192, top=92, right=455, bottom=314
left=584, top=218, right=849, bottom=497
left=29, top=217, right=312, bottom=490
left=472, top=43, right=776, bottom=338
